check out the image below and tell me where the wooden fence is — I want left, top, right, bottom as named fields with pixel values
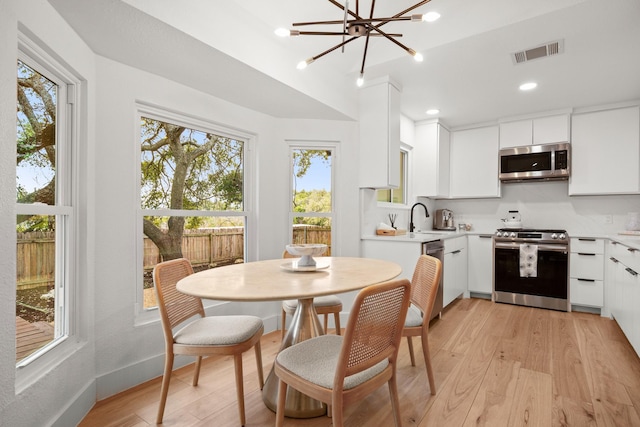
left=17, top=225, right=331, bottom=289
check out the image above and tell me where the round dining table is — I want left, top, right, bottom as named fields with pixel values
left=176, top=256, right=401, bottom=419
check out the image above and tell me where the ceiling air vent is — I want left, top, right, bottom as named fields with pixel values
left=512, top=40, right=564, bottom=64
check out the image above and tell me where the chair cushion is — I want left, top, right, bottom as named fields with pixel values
left=404, top=303, right=424, bottom=327
left=174, top=315, right=263, bottom=346
left=282, top=295, right=342, bottom=311
left=276, top=335, right=388, bottom=390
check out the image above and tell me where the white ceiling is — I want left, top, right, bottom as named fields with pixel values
left=48, top=0, right=640, bottom=128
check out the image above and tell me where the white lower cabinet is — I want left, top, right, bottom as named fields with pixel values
left=467, top=234, right=493, bottom=295
left=360, top=240, right=422, bottom=281
left=444, top=237, right=467, bottom=307
left=569, top=238, right=605, bottom=308
left=607, top=240, right=640, bottom=357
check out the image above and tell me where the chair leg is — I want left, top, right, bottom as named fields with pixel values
left=406, top=336, right=416, bottom=366
left=421, top=332, right=436, bottom=395
left=254, top=340, right=264, bottom=389
left=387, top=374, right=403, bottom=427
left=334, top=312, right=341, bottom=335
left=281, top=309, right=287, bottom=340
left=276, top=379, right=287, bottom=427
left=233, top=354, right=246, bottom=426
left=156, top=352, right=174, bottom=424
left=331, top=394, right=344, bottom=426
left=323, top=313, right=329, bottom=334
left=192, top=355, right=202, bottom=386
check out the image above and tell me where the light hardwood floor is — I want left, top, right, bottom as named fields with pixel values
left=79, top=298, right=640, bottom=426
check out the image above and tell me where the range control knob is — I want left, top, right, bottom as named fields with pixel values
left=495, top=231, right=502, bottom=237
left=551, top=233, right=558, bottom=239
left=510, top=232, right=516, bottom=238
left=559, top=233, right=566, bottom=240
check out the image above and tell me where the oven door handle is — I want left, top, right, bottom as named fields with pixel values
left=494, top=242, right=568, bottom=253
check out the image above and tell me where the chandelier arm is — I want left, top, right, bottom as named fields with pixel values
left=327, top=0, right=361, bottom=21
left=310, top=36, right=359, bottom=61
left=359, top=33, right=371, bottom=76
left=370, top=26, right=413, bottom=54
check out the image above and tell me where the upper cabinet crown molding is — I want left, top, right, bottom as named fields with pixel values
left=358, top=78, right=401, bottom=189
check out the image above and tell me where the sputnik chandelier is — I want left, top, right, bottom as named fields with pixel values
left=275, top=0, right=440, bottom=86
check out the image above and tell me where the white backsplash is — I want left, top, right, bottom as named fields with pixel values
left=362, top=181, right=640, bottom=237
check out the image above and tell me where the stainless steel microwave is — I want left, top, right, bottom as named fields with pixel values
left=499, top=142, right=570, bottom=182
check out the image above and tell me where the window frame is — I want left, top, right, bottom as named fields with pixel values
left=376, top=144, right=410, bottom=207
left=15, top=34, right=79, bottom=369
left=287, top=141, right=338, bottom=252
left=134, top=103, right=255, bottom=323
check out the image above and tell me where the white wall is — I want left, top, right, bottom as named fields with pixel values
left=436, top=181, right=640, bottom=236
left=1, top=1, right=97, bottom=426
left=1, top=1, right=360, bottom=425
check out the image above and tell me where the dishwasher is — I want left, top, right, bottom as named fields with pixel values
left=422, top=240, right=444, bottom=320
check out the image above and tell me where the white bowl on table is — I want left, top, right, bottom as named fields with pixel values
left=285, top=244, right=327, bottom=267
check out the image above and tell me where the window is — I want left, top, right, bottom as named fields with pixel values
left=138, top=110, right=247, bottom=310
left=15, top=52, right=75, bottom=365
left=377, top=148, right=408, bottom=204
left=289, top=145, right=335, bottom=254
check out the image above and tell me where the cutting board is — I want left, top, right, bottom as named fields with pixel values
left=376, top=229, right=407, bottom=236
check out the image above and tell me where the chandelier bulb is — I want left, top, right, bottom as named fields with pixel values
left=422, top=12, right=441, bottom=22
left=408, top=49, right=424, bottom=62
left=356, top=73, right=365, bottom=87
left=297, top=58, right=315, bottom=70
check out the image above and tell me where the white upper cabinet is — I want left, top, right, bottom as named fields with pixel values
left=413, top=121, right=450, bottom=198
left=358, top=78, right=401, bottom=188
left=569, top=105, right=640, bottom=195
left=499, top=114, right=570, bottom=148
left=450, top=125, right=500, bottom=198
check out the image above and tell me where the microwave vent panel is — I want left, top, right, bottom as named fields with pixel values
left=512, top=40, right=564, bottom=64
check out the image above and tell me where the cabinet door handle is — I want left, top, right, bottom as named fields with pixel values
left=452, top=250, right=462, bottom=255
left=577, top=252, right=596, bottom=256
left=610, top=257, right=619, bottom=263
left=625, top=267, right=638, bottom=276
left=627, top=247, right=638, bottom=253
left=577, top=278, right=596, bottom=282
left=578, top=238, right=596, bottom=242
left=479, top=235, right=493, bottom=239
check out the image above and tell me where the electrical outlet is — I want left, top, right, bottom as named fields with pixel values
left=604, top=215, right=613, bottom=224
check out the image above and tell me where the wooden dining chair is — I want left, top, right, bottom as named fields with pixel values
left=403, top=254, right=442, bottom=395
left=280, top=251, right=342, bottom=339
left=153, top=258, right=264, bottom=425
left=274, top=278, right=411, bottom=427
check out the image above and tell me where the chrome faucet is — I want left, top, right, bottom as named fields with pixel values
left=409, top=202, right=429, bottom=232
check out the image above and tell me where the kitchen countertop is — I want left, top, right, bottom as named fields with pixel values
left=361, top=230, right=462, bottom=243
left=362, top=230, right=640, bottom=250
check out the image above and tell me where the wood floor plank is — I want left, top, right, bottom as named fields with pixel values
left=549, top=311, right=592, bottom=405
left=552, top=395, right=597, bottom=427
left=418, top=301, right=507, bottom=426
left=79, top=299, right=640, bottom=427
left=462, top=358, right=521, bottom=427
left=506, top=368, right=552, bottom=427
left=522, top=308, right=552, bottom=374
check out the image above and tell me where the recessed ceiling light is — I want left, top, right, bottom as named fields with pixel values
left=426, top=109, right=440, bottom=115
left=519, top=82, right=538, bottom=91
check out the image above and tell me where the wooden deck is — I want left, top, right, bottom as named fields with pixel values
left=16, top=316, right=54, bottom=361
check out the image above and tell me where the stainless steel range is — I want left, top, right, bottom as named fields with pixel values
left=493, top=228, right=570, bottom=312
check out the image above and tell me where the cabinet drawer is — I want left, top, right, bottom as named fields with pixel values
left=444, top=236, right=466, bottom=253
left=570, top=278, right=604, bottom=307
left=570, top=253, right=604, bottom=280
left=571, top=238, right=604, bottom=254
